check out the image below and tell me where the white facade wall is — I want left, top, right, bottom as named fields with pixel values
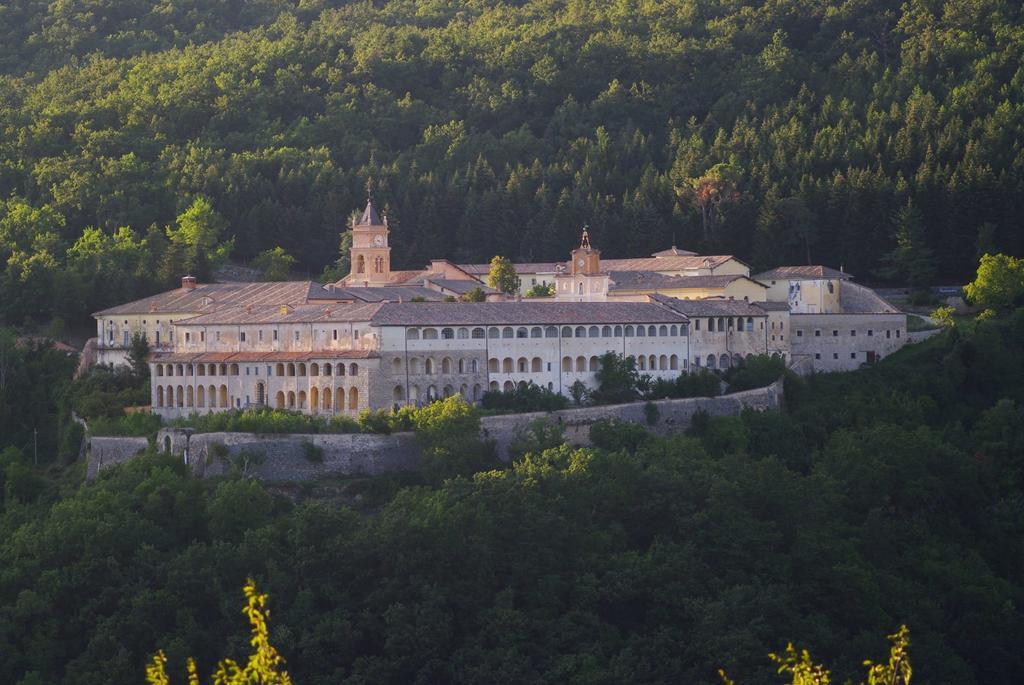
left=377, top=322, right=692, bottom=404
left=790, top=313, right=907, bottom=371
left=150, top=358, right=376, bottom=419
left=95, top=312, right=188, bottom=366
left=763, top=278, right=842, bottom=313
left=685, top=315, right=779, bottom=370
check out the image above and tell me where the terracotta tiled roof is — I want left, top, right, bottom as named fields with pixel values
left=424, top=278, right=498, bottom=295
left=836, top=281, right=901, bottom=314
left=752, top=301, right=791, bottom=311
left=337, top=270, right=429, bottom=287
left=650, top=294, right=768, bottom=317
left=457, top=255, right=742, bottom=275
left=371, top=301, right=688, bottom=326
left=650, top=246, right=698, bottom=257
left=608, top=272, right=760, bottom=291
left=327, top=286, right=445, bottom=302
left=601, top=255, right=743, bottom=272
left=93, top=281, right=337, bottom=316
left=753, top=265, right=852, bottom=281
left=175, top=303, right=384, bottom=326
left=457, top=262, right=563, bottom=275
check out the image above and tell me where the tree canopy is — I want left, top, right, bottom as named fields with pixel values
left=2, top=0, right=1023, bottom=328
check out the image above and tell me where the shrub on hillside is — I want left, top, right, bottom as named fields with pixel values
left=590, top=418, right=650, bottom=453
left=724, top=355, right=786, bottom=392
left=647, top=370, right=721, bottom=399
left=507, top=418, right=565, bottom=461
left=410, top=396, right=497, bottom=480
left=89, top=411, right=162, bottom=437
left=68, top=366, right=149, bottom=420
left=481, top=381, right=568, bottom=413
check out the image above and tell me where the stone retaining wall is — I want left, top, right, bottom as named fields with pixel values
left=167, top=430, right=421, bottom=481
left=87, top=381, right=782, bottom=480
left=481, top=380, right=783, bottom=457
left=87, top=436, right=150, bottom=479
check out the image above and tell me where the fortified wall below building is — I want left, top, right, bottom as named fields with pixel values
left=87, top=381, right=783, bottom=481
left=90, top=198, right=910, bottom=417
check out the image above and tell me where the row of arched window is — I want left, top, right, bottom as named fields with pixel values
left=155, top=362, right=359, bottom=378
left=395, top=357, right=481, bottom=375
left=393, top=384, right=483, bottom=403
left=489, top=357, right=548, bottom=373
left=693, top=317, right=756, bottom=332
left=489, top=380, right=556, bottom=393
left=407, top=324, right=687, bottom=340
left=156, top=384, right=228, bottom=409
left=273, top=362, right=358, bottom=377
left=274, top=387, right=359, bottom=412
left=157, top=363, right=238, bottom=377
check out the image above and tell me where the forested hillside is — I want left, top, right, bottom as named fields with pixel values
left=1, top=0, right=1022, bottom=325
left=2, top=315, right=1023, bottom=684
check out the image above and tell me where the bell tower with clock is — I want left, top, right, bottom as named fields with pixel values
left=346, top=195, right=391, bottom=286
left=570, top=226, right=601, bottom=275
left=555, top=226, right=610, bottom=301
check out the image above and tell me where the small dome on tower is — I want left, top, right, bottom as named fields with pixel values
left=356, top=198, right=382, bottom=226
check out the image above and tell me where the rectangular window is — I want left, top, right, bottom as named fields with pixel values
left=355, top=329, right=361, bottom=339
left=815, top=330, right=821, bottom=337
left=294, top=331, right=300, bottom=342
left=547, top=362, right=551, bottom=371
left=851, top=352, right=857, bottom=359
left=833, top=353, right=838, bottom=360
left=814, top=353, right=821, bottom=360
left=273, top=330, right=279, bottom=341
left=123, top=331, right=129, bottom=346
left=333, top=329, right=338, bottom=341
left=832, top=330, right=838, bottom=337
left=695, top=320, right=700, bottom=331
left=155, top=331, right=160, bottom=345
left=868, top=329, right=873, bottom=336
left=259, top=330, right=263, bottom=342
left=240, top=332, right=247, bottom=342
left=185, top=332, right=190, bottom=342
left=886, top=330, right=891, bottom=338
left=245, top=367, right=250, bottom=376
left=896, top=330, right=901, bottom=338
left=796, top=330, right=803, bottom=337
left=850, top=330, right=856, bottom=336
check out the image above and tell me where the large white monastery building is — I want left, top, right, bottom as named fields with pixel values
left=92, top=199, right=907, bottom=417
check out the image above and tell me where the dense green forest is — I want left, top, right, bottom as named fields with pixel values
left=1, top=312, right=1022, bottom=684
left=1, top=0, right=1023, bottom=326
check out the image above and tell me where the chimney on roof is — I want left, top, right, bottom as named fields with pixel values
left=181, top=275, right=197, bottom=290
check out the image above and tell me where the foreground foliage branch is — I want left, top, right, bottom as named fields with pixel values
left=146, top=579, right=292, bottom=685
left=720, top=625, right=911, bottom=685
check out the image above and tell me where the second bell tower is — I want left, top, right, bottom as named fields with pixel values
left=347, top=195, right=391, bottom=286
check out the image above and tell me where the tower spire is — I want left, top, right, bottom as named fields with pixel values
left=580, top=224, right=591, bottom=250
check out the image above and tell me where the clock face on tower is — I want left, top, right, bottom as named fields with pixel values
left=373, top=234, right=385, bottom=246
left=576, top=258, right=585, bottom=268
